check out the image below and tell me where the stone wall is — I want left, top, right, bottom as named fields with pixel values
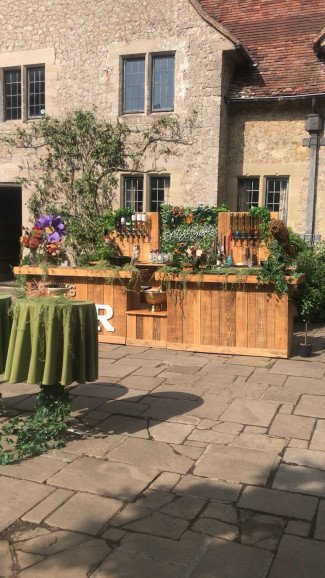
left=0, top=0, right=236, bottom=221
left=225, top=101, right=325, bottom=239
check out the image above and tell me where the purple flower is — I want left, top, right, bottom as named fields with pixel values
left=36, top=214, right=67, bottom=242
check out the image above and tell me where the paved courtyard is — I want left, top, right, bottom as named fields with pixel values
left=1, top=325, right=325, bottom=577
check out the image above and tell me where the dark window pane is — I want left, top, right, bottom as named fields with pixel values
left=4, top=69, right=22, bottom=120
left=27, top=67, right=45, bottom=118
left=150, top=176, right=169, bottom=212
left=237, top=178, right=259, bottom=211
left=266, top=178, right=288, bottom=213
left=124, top=177, right=144, bottom=212
left=152, top=55, right=175, bottom=112
left=123, top=58, right=145, bottom=113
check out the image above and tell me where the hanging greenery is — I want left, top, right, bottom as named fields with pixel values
left=160, top=203, right=228, bottom=267
left=0, top=384, right=71, bottom=465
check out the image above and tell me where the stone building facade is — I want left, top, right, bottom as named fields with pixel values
left=0, top=0, right=325, bottom=274
left=0, top=1, right=238, bottom=215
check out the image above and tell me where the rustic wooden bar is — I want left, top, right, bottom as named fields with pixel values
left=155, top=272, right=302, bottom=358
left=14, top=266, right=141, bottom=345
left=14, top=267, right=302, bottom=358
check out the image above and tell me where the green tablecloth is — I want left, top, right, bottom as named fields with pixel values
left=4, top=298, right=98, bottom=386
left=0, top=294, right=12, bottom=373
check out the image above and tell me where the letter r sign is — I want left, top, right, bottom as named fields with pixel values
left=96, top=304, right=115, bottom=333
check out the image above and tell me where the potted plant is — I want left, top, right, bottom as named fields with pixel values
left=295, top=287, right=320, bottom=357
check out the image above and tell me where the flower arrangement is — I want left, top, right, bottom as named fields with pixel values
left=20, top=214, right=67, bottom=265
left=186, top=244, right=206, bottom=271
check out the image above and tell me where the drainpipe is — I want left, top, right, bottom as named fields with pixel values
left=303, top=106, right=324, bottom=244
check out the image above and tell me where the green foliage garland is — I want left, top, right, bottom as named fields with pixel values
left=0, top=384, right=71, bottom=465
left=160, top=203, right=228, bottom=267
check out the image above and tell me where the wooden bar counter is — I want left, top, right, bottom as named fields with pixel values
left=14, top=267, right=302, bottom=358
left=155, top=272, right=302, bottom=358
left=14, top=266, right=141, bottom=345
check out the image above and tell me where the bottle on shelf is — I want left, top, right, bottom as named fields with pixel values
left=120, top=217, right=126, bottom=235
left=132, top=213, right=137, bottom=234
left=125, top=215, right=132, bottom=235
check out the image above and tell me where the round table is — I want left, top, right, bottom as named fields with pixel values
left=0, top=294, right=12, bottom=373
left=4, top=298, right=98, bottom=386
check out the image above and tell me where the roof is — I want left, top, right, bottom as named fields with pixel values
left=198, top=0, right=325, bottom=99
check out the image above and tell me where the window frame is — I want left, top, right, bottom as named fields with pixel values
left=122, top=56, right=146, bottom=115
left=3, top=67, right=22, bottom=121
left=151, top=53, right=175, bottom=113
left=265, top=176, right=289, bottom=219
left=237, top=177, right=260, bottom=211
left=123, top=175, right=144, bottom=212
left=150, top=174, right=170, bottom=212
left=27, top=65, right=45, bottom=119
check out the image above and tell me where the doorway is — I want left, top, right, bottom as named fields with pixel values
left=0, top=186, right=22, bottom=280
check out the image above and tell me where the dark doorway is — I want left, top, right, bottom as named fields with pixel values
left=0, top=186, right=22, bottom=280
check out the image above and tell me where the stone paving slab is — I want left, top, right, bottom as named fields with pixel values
left=270, top=359, right=325, bottom=378
left=174, top=474, right=242, bottom=502
left=190, top=539, right=273, bottom=578
left=47, top=456, right=159, bottom=500
left=219, top=398, right=279, bottom=427
left=45, top=492, right=123, bottom=535
left=20, top=538, right=110, bottom=577
left=107, top=438, right=194, bottom=473
left=295, top=394, right=325, bottom=418
left=22, top=489, right=73, bottom=524
left=238, top=486, right=318, bottom=520
left=0, top=455, right=67, bottom=483
left=0, top=477, right=53, bottom=532
left=269, top=414, right=315, bottom=440
left=94, top=548, right=186, bottom=578
left=268, top=535, right=325, bottom=578
left=194, top=445, right=277, bottom=485
left=273, top=464, right=325, bottom=497
left=310, top=419, right=325, bottom=451
left=120, top=530, right=207, bottom=565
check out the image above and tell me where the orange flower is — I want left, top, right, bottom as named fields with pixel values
left=186, top=213, right=194, bottom=225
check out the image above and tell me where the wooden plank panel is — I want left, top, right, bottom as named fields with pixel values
left=247, top=290, right=256, bottom=349
left=72, top=278, right=88, bottom=301
left=266, top=292, right=276, bottom=350
left=126, top=314, right=137, bottom=341
left=87, top=280, right=95, bottom=303
left=143, top=316, right=154, bottom=341
left=236, top=289, right=248, bottom=348
left=274, top=293, right=289, bottom=353
left=200, top=287, right=212, bottom=345
left=167, top=287, right=183, bottom=344
left=93, top=279, right=104, bottom=306
left=167, top=342, right=288, bottom=357
left=211, top=283, right=221, bottom=346
left=255, top=289, right=268, bottom=349
left=160, top=317, right=167, bottom=343
left=219, top=289, right=236, bottom=347
left=112, top=283, right=127, bottom=338
left=182, top=288, right=195, bottom=345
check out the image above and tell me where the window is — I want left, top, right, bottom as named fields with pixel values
left=266, top=178, right=288, bottom=215
left=150, top=176, right=169, bottom=211
left=2, top=65, right=45, bottom=121
left=123, top=58, right=145, bottom=114
left=237, top=178, right=259, bottom=211
left=152, top=55, right=175, bottom=112
left=4, top=69, right=21, bottom=120
left=124, top=177, right=144, bottom=212
left=27, top=67, right=45, bottom=118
